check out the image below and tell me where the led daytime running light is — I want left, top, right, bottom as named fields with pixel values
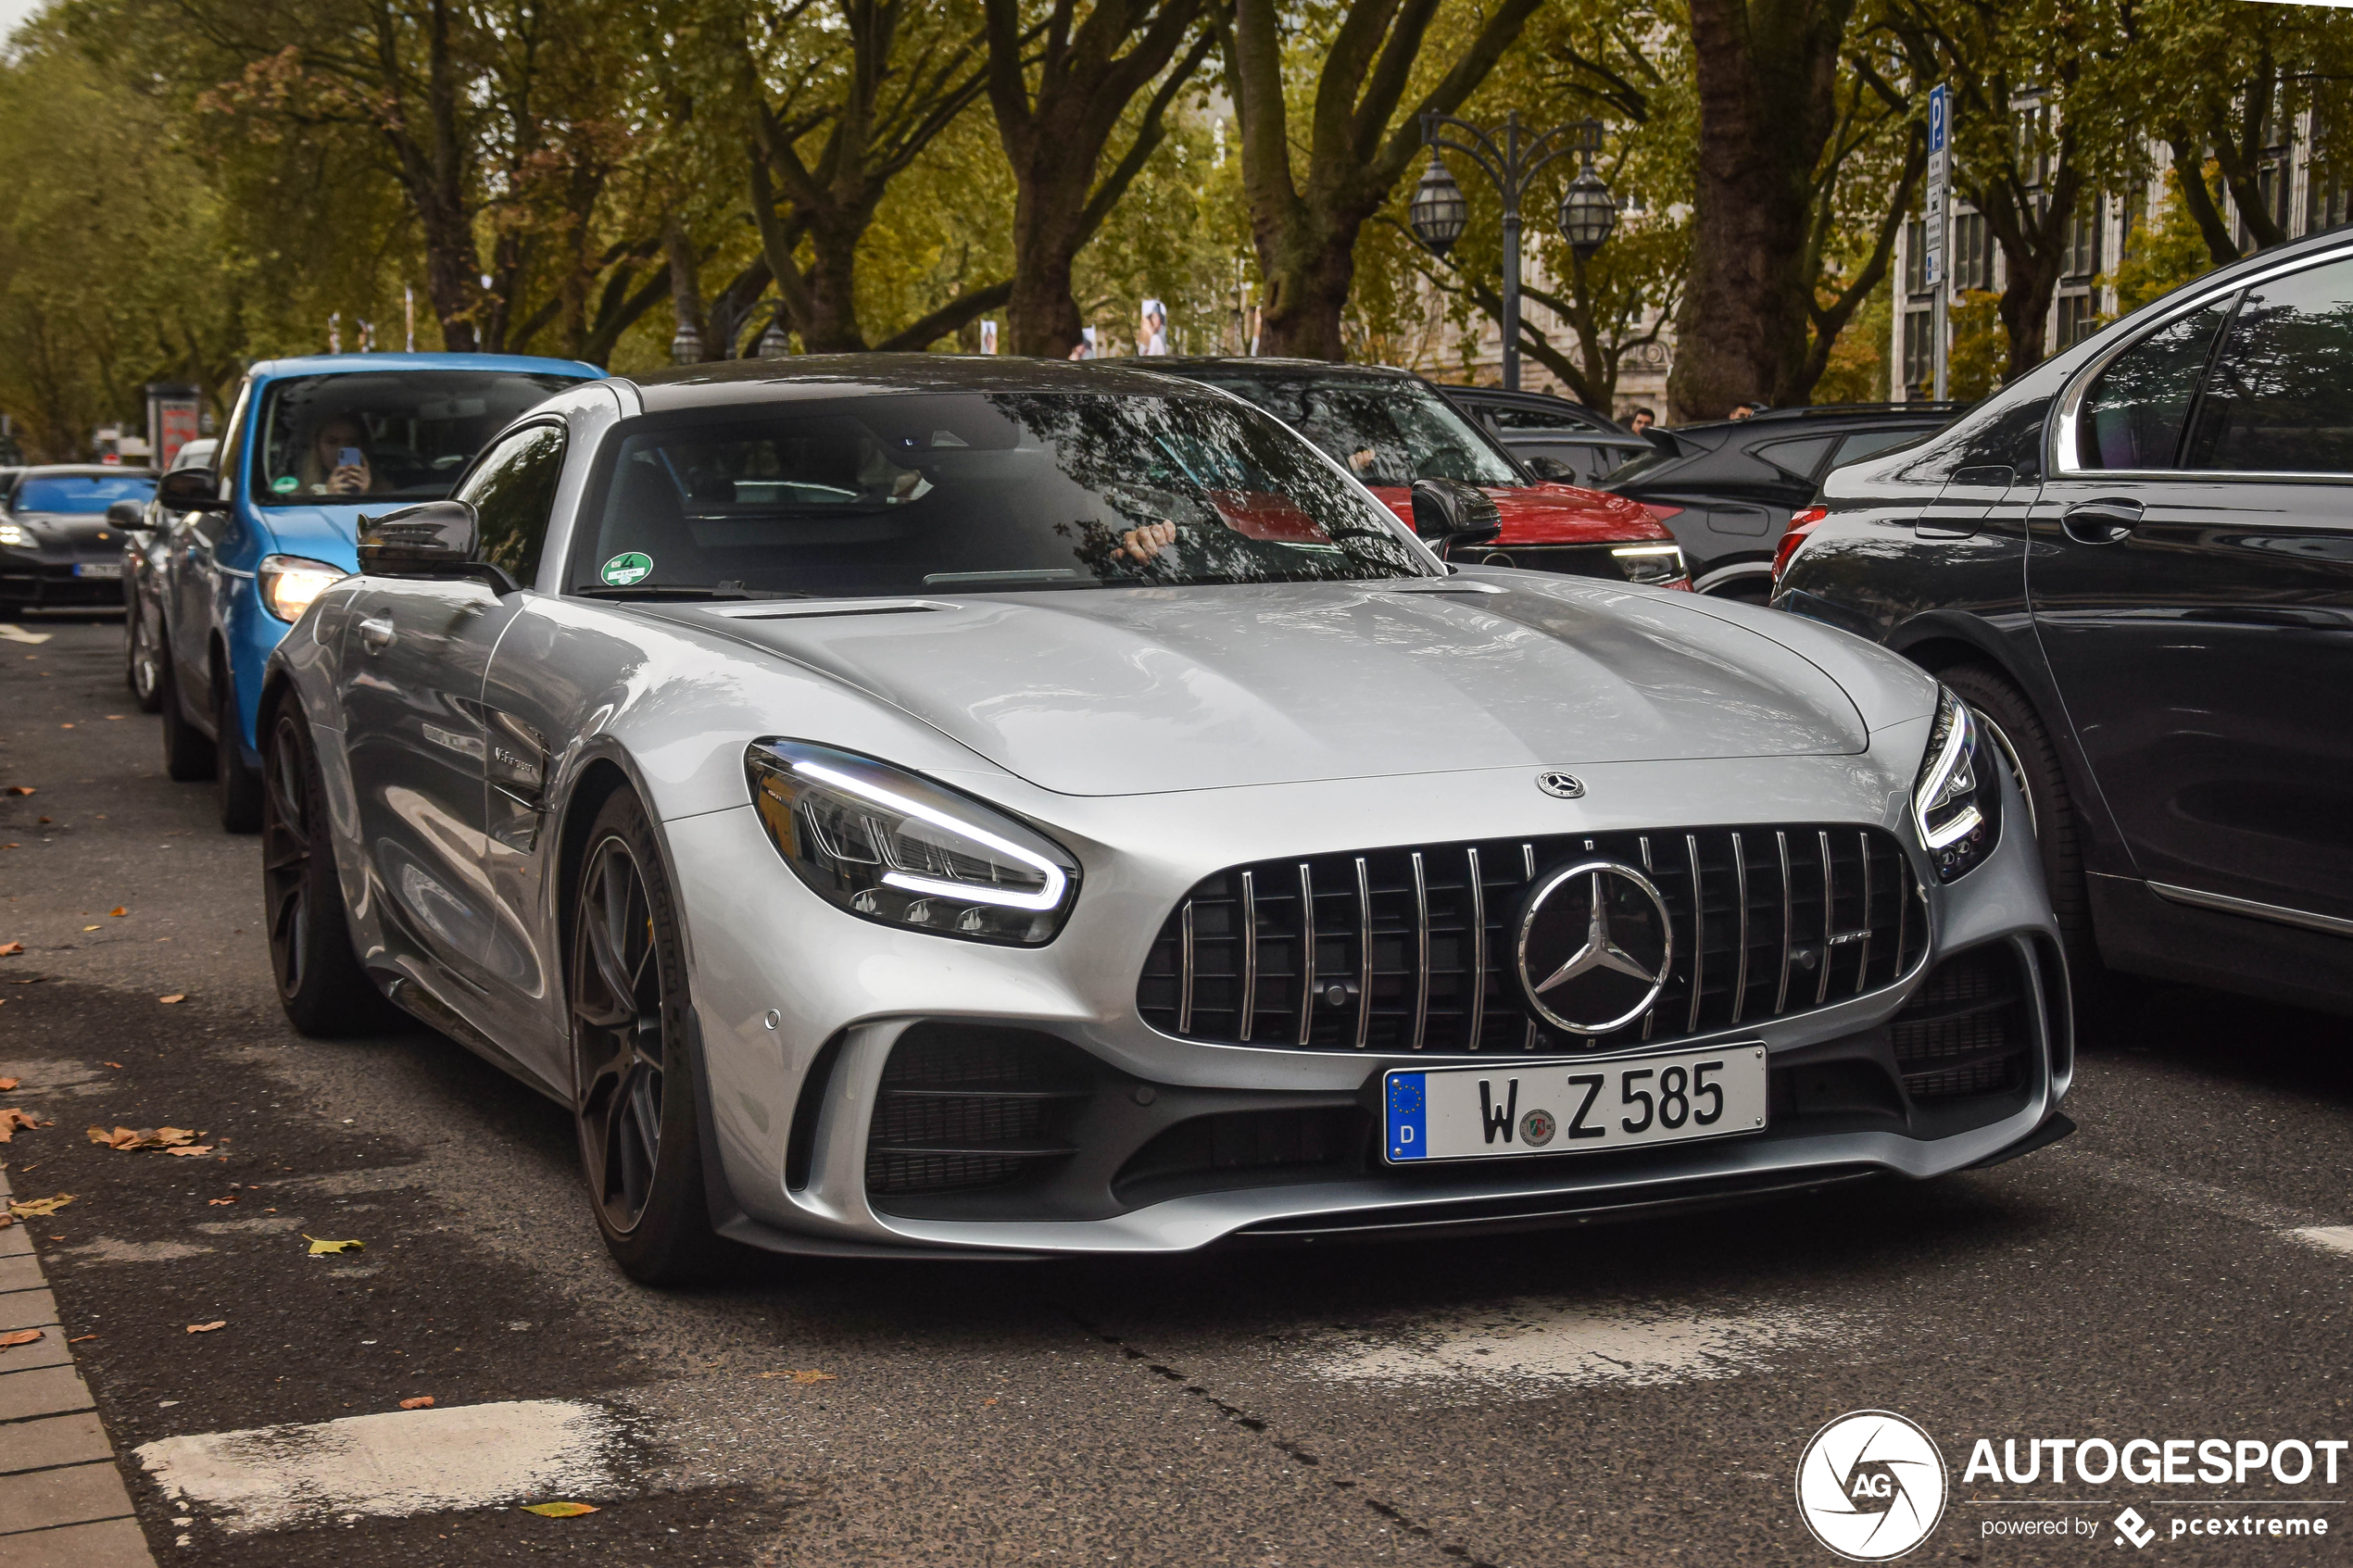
left=791, top=759, right=1069, bottom=912
left=1609, top=544, right=1682, bottom=557
left=1914, top=697, right=1983, bottom=851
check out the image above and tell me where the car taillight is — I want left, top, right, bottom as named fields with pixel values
left=1772, top=506, right=1829, bottom=592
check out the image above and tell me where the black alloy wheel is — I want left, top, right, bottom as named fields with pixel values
left=215, top=663, right=264, bottom=833
left=261, top=704, right=392, bottom=1035
left=568, top=790, right=724, bottom=1283
left=157, top=634, right=216, bottom=782
left=126, top=608, right=163, bottom=712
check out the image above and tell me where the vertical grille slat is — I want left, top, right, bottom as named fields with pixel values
left=1142, top=822, right=1920, bottom=1055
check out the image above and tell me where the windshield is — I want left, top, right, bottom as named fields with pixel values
left=568, top=392, right=1430, bottom=598
left=14, top=473, right=155, bottom=514
left=254, top=370, right=583, bottom=505
left=1182, top=374, right=1524, bottom=488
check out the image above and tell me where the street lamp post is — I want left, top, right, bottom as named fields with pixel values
left=1411, top=113, right=1614, bottom=393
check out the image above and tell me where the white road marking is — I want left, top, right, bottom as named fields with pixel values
left=2290, top=1225, right=2353, bottom=1258
left=136, top=1399, right=622, bottom=1534
left=0, top=624, right=52, bottom=645
left=1301, top=1299, right=1854, bottom=1397
left=57, top=1237, right=216, bottom=1264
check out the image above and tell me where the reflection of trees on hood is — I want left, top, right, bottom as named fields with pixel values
left=992, top=393, right=1421, bottom=584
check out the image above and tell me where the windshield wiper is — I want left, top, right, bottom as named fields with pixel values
left=573, top=585, right=814, bottom=602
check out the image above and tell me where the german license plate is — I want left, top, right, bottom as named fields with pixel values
left=74, top=562, right=121, bottom=580
left=1384, top=1045, right=1768, bottom=1163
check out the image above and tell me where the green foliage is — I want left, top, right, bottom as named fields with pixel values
left=2104, top=170, right=2221, bottom=319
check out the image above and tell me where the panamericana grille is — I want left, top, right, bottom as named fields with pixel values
left=1888, top=944, right=2030, bottom=1101
left=1138, top=825, right=1925, bottom=1053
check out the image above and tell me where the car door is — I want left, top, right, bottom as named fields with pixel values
left=336, top=420, right=567, bottom=1031
left=168, top=382, right=251, bottom=696
left=2032, top=251, right=2353, bottom=927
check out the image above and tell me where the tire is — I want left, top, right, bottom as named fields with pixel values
left=568, top=790, right=728, bottom=1285
left=215, top=662, right=264, bottom=833
left=126, top=608, right=163, bottom=712
left=262, top=703, right=395, bottom=1035
left=1939, top=664, right=2101, bottom=990
left=157, top=638, right=217, bottom=782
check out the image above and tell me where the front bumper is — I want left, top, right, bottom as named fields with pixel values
left=668, top=741, right=2067, bottom=1257
left=0, top=551, right=126, bottom=606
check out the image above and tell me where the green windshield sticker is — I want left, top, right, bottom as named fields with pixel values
left=271, top=475, right=299, bottom=494
left=599, top=551, right=653, bottom=587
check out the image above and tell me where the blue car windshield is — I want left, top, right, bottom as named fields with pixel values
left=14, top=474, right=156, bottom=514
left=568, top=392, right=1432, bottom=597
left=254, top=370, right=583, bottom=505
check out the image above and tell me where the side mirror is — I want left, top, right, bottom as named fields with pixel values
left=357, top=500, right=517, bottom=594
left=106, top=499, right=148, bottom=532
left=157, top=468, right=227, bottom=512
left=1409, top=477, right=1504, bottom=556
left=1523, top=456, right=1579, bottom=483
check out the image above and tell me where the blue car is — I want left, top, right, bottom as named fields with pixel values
left=150, top=352, right=602, bottom=829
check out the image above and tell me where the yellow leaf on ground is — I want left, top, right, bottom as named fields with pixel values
left=758, top=1370, right=837, bottom=1384
left=0, top=1329, right=42, bottom=1348
left=108, top=908, right=127, bottom=917
left=164, top=1146, right=215, bottom=1158
left=521, top=1502, right=599, bottom=1518
left=0, top=943, right=20, bottom=957
left=185, top=1321, right=225, bottom=1334
left=0, top=1109, right=49, bottom=1142
left=208, top=1197, right=235, bottom=1205
left=305, top=1236, right=364, bottom=1255
left=398, top=1395, right=434, bottom=1410
left=158, top=994, right=184, bottom=1004
left=0, top=1078, right=17, bottom=1090
left=82, top=925, right=98, bottom=933
left=7, top=1194, right=71, bottom=1219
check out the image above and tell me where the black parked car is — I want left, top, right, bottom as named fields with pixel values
left=1439, top=384, right=1650, bottom=487
left=1607, top=404, right=1961, bottom=600
left=0, top=465, right=157, bottom=616
left=1776, top=226, right=2353, bottom=1020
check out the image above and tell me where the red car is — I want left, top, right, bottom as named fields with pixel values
left=1139, top=358, right=1688, bottom=587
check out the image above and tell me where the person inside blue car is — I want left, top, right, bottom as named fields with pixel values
left=297, top=413, right=389, bottom=496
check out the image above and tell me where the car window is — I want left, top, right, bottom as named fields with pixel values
left=214, top=381, right=253, bottom=503
left=1186, top=375, right=1525, bottom=487
left=2077, top=300, right=2233, bottom=470
left=2183, top=257, right=2353, bottom=472
left=458, top=423, right=568, bottom=584
left=1755, top=435, right=1835, bottom=482
left=1490, top=402, right=1603, bottom=432
left=254, top=370, right=583, bottom=505
left=569, top=392, right=1428, bottom=598
left=1832, top=428, right=1929, bottom=466
left=13, top=473, right=156, bottom=514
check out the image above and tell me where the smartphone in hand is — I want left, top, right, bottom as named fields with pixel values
left=338, top=447, right=363, bottom=470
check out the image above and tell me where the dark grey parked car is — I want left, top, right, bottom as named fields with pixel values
left=1605, top=405, right=1962, bottom=600
left=1440, top=385, right=1650, bottom=487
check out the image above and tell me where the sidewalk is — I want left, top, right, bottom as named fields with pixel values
left=0, top=1163, right=155, bottom=1566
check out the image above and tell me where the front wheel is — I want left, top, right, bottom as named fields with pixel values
left=262, top=704, right=394, bottom=1035
left=126, top=608, right=163, bottom=712
left=569, top=790, right=727, bottom=1285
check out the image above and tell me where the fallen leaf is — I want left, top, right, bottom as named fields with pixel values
left=0, top=944, right=19, bottom=957
left=0, top=1214, right=12, bottom=1229
left=305, top=1236, right=365, bottom=1256
left=0, top=1077, right=17, bottom=1090
left=399, top=1395, right=434, bottom=1410
left=164, top=1146, right=215, bottom=1158
left=5, top=786, right=29, bottom=796
left=7, top=1194, right=71, bottom=1219
left=0, top=1329, right=42, bottom=1348
left=186, top=1321, right=226, bottom=1334
left=68, top=1334, right=95, bottom=1343
left=521, top=1502, right=598, bottom=1518
left=208, top=1197, right=236, bottom=1206
left=0, top=1109, right=50, bottom=1142
left=89, top=1125, right=197, bottom=1152
left=982, top=1397, right=998, bottom=1407
left=758, top=1370, right=837, bottom=1384
left=108, top=908, right=127, bottom=917
left=157, top=995, right=184, bottom=1005
left=103, top=1061, right=122, bottom=1069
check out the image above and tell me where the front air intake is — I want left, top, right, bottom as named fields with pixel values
left=1886, top=944, right=2029, bottom=1101
left=863, top=1026, right=1092, bottom=1198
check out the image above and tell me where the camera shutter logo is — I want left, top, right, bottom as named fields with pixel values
left=1794, top=1410, right=1947, bottom=1561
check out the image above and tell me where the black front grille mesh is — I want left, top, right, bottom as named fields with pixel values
left=1887, top=944, right=2030, bottom=1101
left=1138, top=825, right=1924, bottom=1053
left=864, top=1030, right=1087, bottom=1197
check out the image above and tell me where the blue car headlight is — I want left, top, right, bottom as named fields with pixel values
left=1913, top=685, right=2000, bottom=882
left=746, top=739, right=1080, bottom=945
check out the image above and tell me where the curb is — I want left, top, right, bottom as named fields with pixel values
left=0, top=1163, right=157, bottom=1565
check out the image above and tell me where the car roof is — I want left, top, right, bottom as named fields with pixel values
left=1142, top=357, right=1419, bottom=384
left=244, top=351, right=607, bottom=383
left=1670, top=402, right=1963, bottom=436
left=10, top=464, right=159, bottom=478
left=617, top=353, right=1254, bottom=414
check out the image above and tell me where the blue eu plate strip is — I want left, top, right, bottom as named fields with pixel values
left=1386, top=1072, right=1427, bottom=1161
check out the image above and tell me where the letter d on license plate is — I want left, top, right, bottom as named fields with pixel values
left=1385, top=1045, right=1768, bottom=1163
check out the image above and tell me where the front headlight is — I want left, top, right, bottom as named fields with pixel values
left=746, top=739, right=1080, bottom=945
left=1913, top=685, right=2000, bottom=882
left=1610, top=542, right=1686, bottom=585
left=258, top=555, right=348, bottom=622
left=0, top=521, right=30, bottom=547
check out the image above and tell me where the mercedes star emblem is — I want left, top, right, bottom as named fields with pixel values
left=1514, top=859, right=1673, bottom=1035
left=1536, top=771, right=1585, bottom=799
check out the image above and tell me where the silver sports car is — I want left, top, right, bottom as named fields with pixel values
left=261, top=357, right=2071, bottom=1282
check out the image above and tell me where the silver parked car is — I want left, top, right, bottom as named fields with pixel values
left=260, top=357, right=2071, bottom=1282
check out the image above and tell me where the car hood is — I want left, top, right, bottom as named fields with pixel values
left=1369, top=482, right=1667, bottom=545
left=254, top=504, right=368, bottom=566
left=7, top=511, right=133, bottom=553
left=672, top=574, right=1873, bottom=797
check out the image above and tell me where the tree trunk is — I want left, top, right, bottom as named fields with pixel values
left=1667, top=0, right=1856, bottom=421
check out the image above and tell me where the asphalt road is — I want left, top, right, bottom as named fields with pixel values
left=3, top=612, right=2349, bottom=1567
